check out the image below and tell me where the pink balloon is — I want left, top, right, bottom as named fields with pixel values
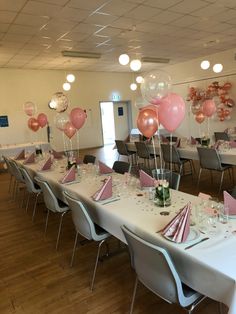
left=195, top=112, right=205, bottom=124
left=202, top=99, right=216, bottom=117
left=37, top=113, right=48, bottom=128
left=28, top=117, right=39, bottom=132
left=64, top=121, right=76, bottom=139
left=158, top=93, right=185, bottom=132
left=137, top=109, right=159, bottom=138
left=70, top=107, right=87, bottom=130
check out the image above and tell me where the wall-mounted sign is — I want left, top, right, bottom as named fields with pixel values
left=0, top=115, right=9, bottom=127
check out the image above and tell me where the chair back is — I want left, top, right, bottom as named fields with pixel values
left=83, top=154, right=96, bottom=164
left=115, top=140, right=129, bottom=156
left=122, top=226, right=183, bottom=305
left=135, top=141, right=150, bottom=159
left=9, top=160, right=25, bottom=183
left=214, top=132, right=229, bottom=142
left=152, top=169, right=180, bottom=190
left=197, top=147, right=222, bottom=170
left=35, top=177, right=60, bottom=212
left=19, top=167, right=40, bottom=194
left=112, top=161, right=130, bottom=174
left=161, top=144, right=181, bottom=164
left=63, top=191, right=96, bottom=240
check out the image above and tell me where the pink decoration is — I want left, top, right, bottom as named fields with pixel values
left=64, top=122, right=76, bottom=139
left=60, top=165, right=76, bottom=183
left=137, top=108, right=159, bottom=138
left=223, top=191, right=236, bottom=215
left=162, top=203, right=191, bottom=243
left=92, top=176, right=112, bottom=201
left=14, top=149, right=25, bottom=160
left=23, top=152, right=35, bottom=164
left=139, top=170, right=155, bottom=188
left=37, top=113, right=48, bottom=128
left=99, top=161, right=113, bottom=174
left=158, top=93, right=185, bottom=132
left=70, top=107, right=87, bottom=130
left=202, top=99, right=216, bottom=117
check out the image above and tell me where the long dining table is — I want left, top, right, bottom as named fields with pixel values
left=16, top=157, right=236, bottom=314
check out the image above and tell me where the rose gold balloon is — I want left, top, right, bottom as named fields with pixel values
left=137, top=109, right=159, bottom=138
left=195, top=112, right=205, bottom=124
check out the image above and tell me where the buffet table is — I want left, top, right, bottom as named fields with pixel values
left=16, top=159, right=236, bottom=313
left=0, top=142, right=51, bottom=161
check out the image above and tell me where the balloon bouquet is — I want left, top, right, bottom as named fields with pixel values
left=137, top=70, right=186, bottom=173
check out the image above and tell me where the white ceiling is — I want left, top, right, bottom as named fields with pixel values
left=1, top=0, right=236, bottom=72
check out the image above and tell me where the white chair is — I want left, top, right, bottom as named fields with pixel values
left=19, top=167, right=41, bottom=221
left=63, top=191, right=110, bottom=291
left=121, top=225, right=213, bottom=314
left=35, top=177, right=69, bottom=250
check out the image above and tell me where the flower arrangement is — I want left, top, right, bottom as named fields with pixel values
left=154, top=179, right=171, bottom=207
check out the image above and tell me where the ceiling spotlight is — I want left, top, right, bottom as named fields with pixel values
left=66, top=74, right=75, bottom=83
left=200, top=60, right=210, bottom=70
left=130, top=59, right=142, bottom=71
left=119, top=54, right=130, bottom=65
left=136, top=75, right=144, bottom=83
left=130, top=83, right=137, bottom=91
left=213, top=63, right=223, bottom=73
left=63, top=82, right=71, bottom=91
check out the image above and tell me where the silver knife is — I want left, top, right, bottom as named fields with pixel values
left=184, top=237, right=209, bottom=250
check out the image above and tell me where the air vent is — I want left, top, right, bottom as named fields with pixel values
left=61, top=51, right=101, bottom=59
left=141, top=57, right=170, bottom=64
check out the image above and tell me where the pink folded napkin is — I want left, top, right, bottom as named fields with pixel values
left=224, top=191, right=236, bottom=215
left=52, top=150, right=63, bottom=159
left=229, top=141, right=236, bottom=148
left=60, top=165, right=76, bottom=184
left=139, top=170, right=155, bottom=187
left=92, top=176, right=112, bottom=201
left=23, top=152, right=35, bottom=164
left=14, top=149, right=25, bottom=160
left=190, top=136, right=197, bottom=145
left=198, top=192, right=211, bottom=200
left=40, top=157, right=52, bottom=171
left=160, top=135, right=169, bottom=143
left=162, top=203, right=191, bottom=243
left=98, top=161, right=113, bottom=174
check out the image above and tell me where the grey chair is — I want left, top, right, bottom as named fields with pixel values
left=19, top=167, right=41, bottom=221
left=115, top=140, right=136, bottom=164
left=63, top=191, right=110, bottom=290
left=135, top=141, right=154, bottom=170
left=83, top=154, right=96, bottom=164
left=35, top=177, right=69, bottom=250
left=112, top=161, right=131, bottom=174
left=214, top=132, right=230, bottom=142
left=161, top=143, right=194, bottom=176
left=197, top=147, right=233, bottom=194
left=152, top=168, right=180, bottom=190
left=121, top=225, right=208, bottom=314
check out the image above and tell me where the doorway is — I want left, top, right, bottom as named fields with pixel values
left=100, top=101, right=132, bottom=146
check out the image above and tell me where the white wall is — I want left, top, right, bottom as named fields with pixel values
left=0, top=69, right=137, bottom=150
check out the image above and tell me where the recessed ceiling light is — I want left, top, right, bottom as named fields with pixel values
left=119, top=54, right=130, bottom=65
left=200, top=60, right=210, bottom=70
left=213, top=63, right=223, bottom=73
left=130, top=59, right=142, bottom=71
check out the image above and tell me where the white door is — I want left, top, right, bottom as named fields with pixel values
left=113, top=102, right=129, bottom=140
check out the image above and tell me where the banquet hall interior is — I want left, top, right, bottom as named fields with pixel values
left=1, top=0, right=236, bottom=313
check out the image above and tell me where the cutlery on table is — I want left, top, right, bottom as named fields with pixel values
left=184, top=237, right=209, bottom=250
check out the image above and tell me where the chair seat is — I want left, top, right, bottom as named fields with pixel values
left=94, top=224, right=110, bottom=241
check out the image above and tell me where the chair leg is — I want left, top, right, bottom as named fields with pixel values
left=44, top=209, right=50, bottom=234
left=90, top=239, right=106, bottom=291
left=70, top=232, right=79, bottom=267
left=130, top=276, right=138, bottom=314
left=56, top=211, right=67, bottom=250
left=197, top=168, right=202, bottom=188
left=218, top=172, right=224, bottom=195
left=32, top=192, right=40, bottom=222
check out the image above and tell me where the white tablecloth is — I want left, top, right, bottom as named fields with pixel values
left=126, top=142, right=236, bottom=166
left=18, top=160, right=236, bottom=313
left=0, top=142, right=51, bottom=161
